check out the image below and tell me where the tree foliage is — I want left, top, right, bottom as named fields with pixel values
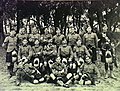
left=1, top=0, right=120, bottom=35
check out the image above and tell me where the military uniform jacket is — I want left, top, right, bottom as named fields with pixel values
left=43, top=44, right=57, bottom=56
left=29, top=33, right=41, bottom=42
left=18, top=45, right=32, bottom=60
left=43, top=34, right=52, bottom=42
left=16, top=33, right=28, bottom=44
left=4, top=36, right=17, bottom=52
left=83, top=63, right=99, bottom=76
left=83, top=32, right=98, bottom=47
left=58, top=45, right=73, bottom=59
left=67, top=33, right=81, bottom=46
left=32, top=46, right=43, bottom=56
left=53, top=34, right=65, bottom=46
left=18, top=63, right=36, bottom=75
left=73, top=45, right=90, bottom=58
left=52, top=62, right=67, bottom=76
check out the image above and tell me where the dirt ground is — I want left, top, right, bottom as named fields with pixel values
left=0, top=47, right=120, bottom=91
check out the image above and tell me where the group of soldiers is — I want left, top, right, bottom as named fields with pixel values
left=2, top=23, right=118, bottom=87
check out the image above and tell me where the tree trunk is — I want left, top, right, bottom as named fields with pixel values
left=96, top=11, right=103, bottom=33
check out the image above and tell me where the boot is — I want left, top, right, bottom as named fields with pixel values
left=110, top=70, right=116, bottom=79
left=105, top=71, right=109, bottom=79
left=63, top=84, right=69, bottom=88
left=83, top=80, right=86, bottom=85
left=57, top=80, right=64, bottom=86
left=91, top=78, right=95, bottom=85
left=7, top=66, right=13, bottom=78
left=16, top=79, right=21, bottom=86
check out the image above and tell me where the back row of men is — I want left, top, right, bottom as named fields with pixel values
left=2, top=25, right=117, bottom=87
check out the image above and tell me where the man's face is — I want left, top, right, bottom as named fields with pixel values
left=62, top=41, right=67, bottom=47
left=56, top=57, right=61, bottom=63
left=103, top=26, right=108, bottom=31
left=69, top=28, right=74, bottom=34
left=20, top=28, right=26, bottom=34
left=87, top=27, right=92, bottom=33
left=10, top=31, right=16, bottom=37
left=45, top=29, right=49, bottom=34
left=77, top=41, right=82, bottom=46
left=22, top=40, right=28, bottom=45
left=22, top=19, right=27, bottom=25
left=35, top=40, right=39, bottom=45
left=56, top=30, right=61, bottom=35
left=86, top=57, right=91, bottom=63
left=33, top=28, right=38, bottom=34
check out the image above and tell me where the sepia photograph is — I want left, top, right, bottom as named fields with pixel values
left=0, top=0, right=120, bottom=91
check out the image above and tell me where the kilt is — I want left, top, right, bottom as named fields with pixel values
left=6, top=52, right=12, bottom=63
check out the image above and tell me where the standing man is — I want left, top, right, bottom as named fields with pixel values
left=42, top=28, right=52, bottom=46
left=52, top=28, right=65, bottom=50
left=102, top=40, right=116, bottom=79
left=16, top=28, right=28, bottom=46
left=83, top=26, right=98, bottom=63
left=29, top=27, right=41, bottom=46
left=67, top=27, right=81, bottom=49
left=2, top=30, right=17, bottom=78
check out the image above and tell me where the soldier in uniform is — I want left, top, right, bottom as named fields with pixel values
left=58, top=39, right=74, bottom=73
left=58, top=39, right=73, bottom=61
left=83, top=26, right=98, bottom=63
left=49, top=57, right=73, bottom=88
left=29, top=27, right=41, bottom=46
left=73, top=40, right=90, bottom=82
left=32, top=58, right=46, bottom=84
left=16, top=61, right=40, bottom=86
left=43, top=39, right=57, bottom=74
left=81, top=56, right=100, bottom=85
left=102, top=40, right=116, bottom=79
left=2, top=30, right=17, bottom=77
left=67, top=27, right=81, bottom=49
left=18, top=39, right=32, bottom=63
left=32, top=39, right=43, bottom=66
left=73, top=40, right=90, bottom=61
left=52, top=28, right=65, bottom=50
left=42, top=28, right=52, bottom=46
left=16, top=28, right=28, bottom=46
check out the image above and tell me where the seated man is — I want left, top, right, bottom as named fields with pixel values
left=32, top=58, right=46, bottom=84
left=43, top=39, right=57, bottom=74
left=18, top=39, right=32, bottom=63
left=15, top=58, right=41, bottom=86
left=73, top=40, right=90, bottom=61
left=58, top=39, right=74, bottom=73
left=81, top=56, right=100, bottom=85
left=49, top=57, right=73, bottom=88
left=32, top=39, right=43, bottom=65
left=42, top=28, right=52, bottom=46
